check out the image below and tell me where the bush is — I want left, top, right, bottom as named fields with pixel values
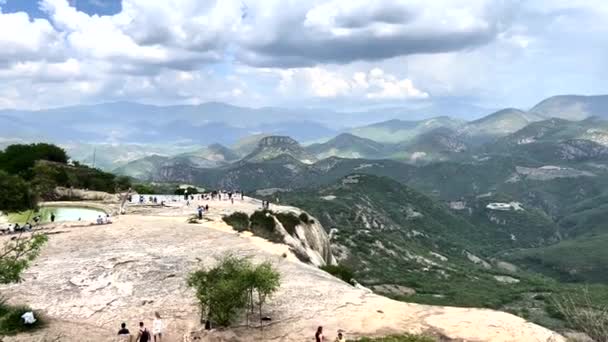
left=320, top=264, right=355, bottom=285
left=250, top=210, right=282, bottom=243
left=275, top=212, right=301, bottom=236
left=553, top=289, right=608, bottom=342
left=0, top=302, right=45, bottom=335
left=187, top=254, right=280, bottom=327
left=0, top=171, right=36, bottom=212
left=351, top=334, right=435, bottom=342
left=223, top=212, right=250, bottom=232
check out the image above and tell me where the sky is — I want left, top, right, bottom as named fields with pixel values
left=0, top=0, right=606, bottom=114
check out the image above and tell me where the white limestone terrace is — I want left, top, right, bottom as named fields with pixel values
left=0, top=196, right=564, bottom=342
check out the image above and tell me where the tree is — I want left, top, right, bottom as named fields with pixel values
left=0, top=171, right=36, bottom=213
left=0, top=143, right=68, bottom=178
left=188, top=254, right=280, bottom=328
left=249, top=261, right=280, bottom=327
left=188, top=255, right=251, bottom=326
left=0, top=234, right=48, bottom=284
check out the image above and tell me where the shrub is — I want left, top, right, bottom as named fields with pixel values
left=299, top=212, right=312, bottom=223
left=553, top=289, right=608, bottom=342
left=250, top=210, right=282, bottom=243
left=320, top=264, right=355, bottom=285
left=187, top=254, right=280, bottom=328
left=0, top=302, right=45, bottom=335
left=275, top=212, right=301, bottom=236
left=223, top=212, right=250, bottom=232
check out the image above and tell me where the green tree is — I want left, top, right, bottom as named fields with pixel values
left=0, top=171, right=36, bottom=213
left=187, top=254, right=280, bottom=328
left=0, top=143, right=68, bottom=178
left=0, top=234, right=48, bottom=284
left=249, top=261, right=280, bottom=326
left=188, top=255, right=251, bottom=326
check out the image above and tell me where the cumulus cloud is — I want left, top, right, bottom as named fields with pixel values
left=0, top=0, right=606, bottom=110
left=276, top=66, right=428, bottom=100
left=235, top=0, right=505, bottom=67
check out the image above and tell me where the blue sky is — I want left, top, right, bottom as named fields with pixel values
left=0, top=0, right=606, bottom=116
left=1, top=0, right=121, bottom=17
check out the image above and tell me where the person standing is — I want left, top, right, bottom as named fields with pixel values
left=50, top=213, right=56, bottom=223
left=153, top=312, right=164, bottom=342
left=117, top=322, right=130, bottom=336
left=315, top=326, right=324, bottom=342
left=136, top=322, right=151, bottom=342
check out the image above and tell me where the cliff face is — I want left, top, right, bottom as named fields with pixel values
left=269, top=209, right=335, bottom=266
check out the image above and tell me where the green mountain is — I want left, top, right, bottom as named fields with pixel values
left=232, top=133, right=270, bottom=157
left=388, top=127, right=471, bottom=163
left=530, top=95, right=608, bottom=121
left=114, top=144, right=238, bottom=180
left=113, top=154, right=170, bottom=180
left=174, top=143, right=239, bottom=167
left=349, top=117, right=464, bottom=144
left=306, top=133, right=386, bottom=159
left=241, top=136, right=317, bottom=164
left=277, top=174, right=563, bottom=309
left=460, top=108, right=543, bottom=142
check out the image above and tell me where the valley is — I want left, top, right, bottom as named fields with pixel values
left=2, top=94, right=608, bottom=340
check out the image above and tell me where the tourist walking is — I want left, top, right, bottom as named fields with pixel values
left=153, top=312, right=164, bottom=342
left=136, top=322, right=151, bottom=342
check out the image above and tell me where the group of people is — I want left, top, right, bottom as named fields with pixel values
left=117, top=312, right=164, bottom=342
left=316, top=326, right=346, bottom=342
left=96, top=214, right=112, bottom=225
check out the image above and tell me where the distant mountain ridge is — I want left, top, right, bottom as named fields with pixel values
left=530, top=95, right=608, bottom=120
left=241, top=136, right=317, bottom=164
left=306, top=133, right=385, bottom=159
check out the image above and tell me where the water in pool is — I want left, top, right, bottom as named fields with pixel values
left=8, top=207, right=106, bottom=224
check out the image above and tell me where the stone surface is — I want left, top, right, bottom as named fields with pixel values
left=0, top=197, right=565, bottom=342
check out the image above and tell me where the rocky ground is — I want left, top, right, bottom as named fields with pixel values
left=0, top=197, right=564, bottom=342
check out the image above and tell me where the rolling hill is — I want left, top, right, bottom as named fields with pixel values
left=306, top=133, right=386, bottom=159
left=530, top=95, right=608, bottom=120
left=240, top=136, right=317, bottom=164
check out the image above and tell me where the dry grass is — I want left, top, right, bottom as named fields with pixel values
left=554, top=288, right=608, bottom=342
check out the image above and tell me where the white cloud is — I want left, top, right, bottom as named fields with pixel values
left=0, top=0, right=606, bottom=110
left=276, top=66, right=427, bottom=100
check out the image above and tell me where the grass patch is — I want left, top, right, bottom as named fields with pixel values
left=223, top=212, right=250, bottom=232
left=0, top=302, right=45, bottom=335
left=275, top=212, right=301, bottom=236
left=350, top=334, right=436, bottom=342
left=320, top=264, right=355, bottom=285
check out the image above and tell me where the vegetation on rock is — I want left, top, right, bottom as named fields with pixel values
left=187, top=254, right=280, bottom=327
left=223, top=212, right=250, bottom=232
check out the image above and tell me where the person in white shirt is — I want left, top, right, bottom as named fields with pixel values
left=153, top=311, right=164, bottom=341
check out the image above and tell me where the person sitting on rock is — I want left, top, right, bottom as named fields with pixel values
left=335, top=332, right=346, bottom=342
left=117, top=322, right=130, bottom=336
